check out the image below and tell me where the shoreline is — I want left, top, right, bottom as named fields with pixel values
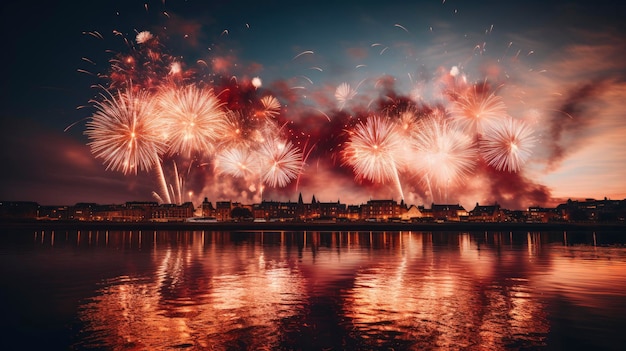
left=1, top=220, right=625, bottom=232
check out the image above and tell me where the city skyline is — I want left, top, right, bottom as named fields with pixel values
left=2, top=0, right=625, bottom=211
left=4, top=193, right=625, bottom=215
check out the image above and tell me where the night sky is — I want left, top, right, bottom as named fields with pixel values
left=1, top=0, right=625, bottom=209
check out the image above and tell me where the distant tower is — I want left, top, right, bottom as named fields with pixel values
left=298, top=192, right=303, bottom=205
left=201, top=197, right=214, bottom=217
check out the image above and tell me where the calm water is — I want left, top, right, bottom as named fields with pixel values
left=1, top=229, right=625, bottom=350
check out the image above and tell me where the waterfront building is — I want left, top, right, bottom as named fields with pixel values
left=317, top=200, right=346, bottom=220
left=201, top=197, right=215, bottom=217
left=360, top=199, right=403, bottom=221
left=469, top=203, right=503, bottom=222
left=69, top=203, right=97, bottom=221
left=0, top=201, right=39, bottom=219
left=345, top=205, right=361, bottom=221
left=301, top=195, right=319, bottom=220
left=402, top=204, right=425, bottom=222
left=253, top=200, right=299, bottom=221
left=215, top=201, right=233, bottom=221
left=123, top=201, right=159, bottom=221
left=527, top=206, right=559, bottom=223
left=431, top=204, right=468, bottom=222
left=4, top=196, right=626, bottom=224
left=91, top=204, right=123, bottom=221
left=150, top=202, right=195, bottom=222
left=557, top=198, right=626, bottom=222
left=37, top=205, right=70, bottom=220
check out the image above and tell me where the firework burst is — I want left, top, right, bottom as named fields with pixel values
left=396, top=109, right=422, bottom=140
left=449, top=87, right=507, bottom=135
left=218, top=110, right=250, bottom=149
left=135, top=31, right=154, bottom=44
left=157, top=84, right=227, bottom=156
left=342, top=115, right=405, bottom=198
left=215, top=146, right=261, bottom=179
left=335, top=82, right=357, bottom=110
left=85, top=88, right=167, bottom=174
left=218, top=110, right=280, bottom=150
left=258, top=139, right=304, bottom=188
left=480, top=117, right=536, bottom=172
left=411, top=116, right=477, bottom=191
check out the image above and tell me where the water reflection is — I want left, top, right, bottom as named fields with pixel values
left=74, top=232, right=308, bottom=350
left=344, top=232, right=549, bottom=350
left=20, top=230, right=626, bottom=350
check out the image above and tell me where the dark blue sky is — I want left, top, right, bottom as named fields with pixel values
left=2, top=0, right=625, bottom=208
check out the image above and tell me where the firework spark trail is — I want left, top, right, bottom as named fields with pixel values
left=153, top=160, right=191, bottom=204
left=292, top=50, right=314, bottom=60
left=154, top=159, right=172, bottom=203
left=173, top=161, right=182, bottom=204
left=152, top=192, right=165, bottom=204
left=411, top=115, right=477, bottom=202
left=342, top=115, right=406, bottom=199
left=480, top=117, right=536, bottom=172
left=85, top=87, right=167, bottom=175
left=157, top=84, right=227, bottom=156
left=295, top=136, right=316, bottom=192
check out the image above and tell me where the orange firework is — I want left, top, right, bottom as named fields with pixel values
left=258, top=138, right=304, bottom=188
left=480, top=117, right=536, bottom=172
left=449, top=87, right=508, bottom=135
left=85, top=88, right=167, bottom=174
left=335, top=82, right=357, bottom=110
left=156, top=84, right=227, bottom=156
left=215, top=146, right=261, bottom=179
left=411, top=115, right=477, bottom=190
left=342, top=115, right=405, bottom=199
